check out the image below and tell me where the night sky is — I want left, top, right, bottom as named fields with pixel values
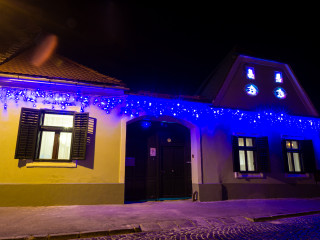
left=1, top=1, right=320, bottom=110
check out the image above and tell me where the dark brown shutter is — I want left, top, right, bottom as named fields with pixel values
left=15, top=108, right=40, bottom=159
left=256, top=137, right=269, bottom=172
left=71, top=112, right=89, bottom=160
left=300, top=140, right=316, bottom=173
left=232, top=136, right=240, bottom=172
left=281, top=139, right=289, bottom=173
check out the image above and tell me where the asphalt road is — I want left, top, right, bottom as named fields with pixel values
left=75, top=214, right=320, bottom=240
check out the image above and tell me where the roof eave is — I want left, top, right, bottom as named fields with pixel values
left=0, top=72, right=129, bottom=91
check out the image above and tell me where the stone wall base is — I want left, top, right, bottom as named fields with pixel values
left=193, top=183, right=320, bottom=202
left=0, top=183, right=124, bottom=206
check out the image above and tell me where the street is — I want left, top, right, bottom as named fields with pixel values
left=75, top=214, right=320, bottom=240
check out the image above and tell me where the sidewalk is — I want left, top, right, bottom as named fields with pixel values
left=1, top=198, right=320, bottom=239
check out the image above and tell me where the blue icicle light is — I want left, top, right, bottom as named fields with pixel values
left=0, top=86, right=320, bottom=131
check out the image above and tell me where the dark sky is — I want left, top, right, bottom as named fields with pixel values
left=1, top=1, right=320, bottom=109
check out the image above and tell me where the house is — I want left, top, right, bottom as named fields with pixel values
left=0, top=44, right=319, bottom=206
left=195, top=54, right=319, bottom=201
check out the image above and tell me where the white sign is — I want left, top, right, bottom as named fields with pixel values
left=150, top=147, right=156, bottom=157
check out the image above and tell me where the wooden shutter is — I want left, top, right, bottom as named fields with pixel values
left=15, top=108, right=40, bottom=159
left=71, top=112, right=89, bottom=160
left=300, top=140, right=316, bottom=173
left=232, top=136, right=240, bottom=172
left=281, top=139, right=289, bottom=173
left=86, top=117, right=95, bottom=144
left=256, top=137, right=269, bottom=172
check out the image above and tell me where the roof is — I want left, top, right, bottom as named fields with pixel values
left=0, top=24, right=41, bottom=65
left=0, top=46, right=127, bottom=89
left=195, top=51, right=237, bottom=101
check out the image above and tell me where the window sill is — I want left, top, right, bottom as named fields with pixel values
left=285, top=173, right=309, bottom=178
left=235, top=172, right=264, bottom=179
left=26, top=162, right=77, bottom=168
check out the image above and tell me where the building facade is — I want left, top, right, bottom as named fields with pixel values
left=0, top=48, right=319, bottom=206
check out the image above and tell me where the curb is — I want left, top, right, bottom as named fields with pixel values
left=0, top=226, right=141, bottom=240
left=245, top=210, right=320, bottom=222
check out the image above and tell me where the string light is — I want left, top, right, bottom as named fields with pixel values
left=0, top=86, right=320, bottom=131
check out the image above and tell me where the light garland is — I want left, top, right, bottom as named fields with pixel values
left=1, top=86, right=320, bottom=131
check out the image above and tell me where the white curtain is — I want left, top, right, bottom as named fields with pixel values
left=58, top=132, right=72, bottom=159
left=39, top=131, right=55, bottom=159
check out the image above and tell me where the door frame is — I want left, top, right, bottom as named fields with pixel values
left=120, top=115, right=202, bottom=201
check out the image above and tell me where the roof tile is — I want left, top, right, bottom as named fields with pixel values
left=0, top=47, right=126, bottom=88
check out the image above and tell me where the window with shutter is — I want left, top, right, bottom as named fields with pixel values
left=232, top=136, right=269, bottom=173
left=15, top=108, right=89, bottom=162
left=282, top=139, right=316, bottom=173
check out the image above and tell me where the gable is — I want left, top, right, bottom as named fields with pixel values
left=207, top=55, right=318, bottom=117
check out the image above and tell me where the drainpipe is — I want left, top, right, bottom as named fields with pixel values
left=200, top=130, right=204, bottom=185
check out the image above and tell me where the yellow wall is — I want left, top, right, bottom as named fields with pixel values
left=0, top=100, right=124, bottom=185
left=0, top=94, right=203, bottom=206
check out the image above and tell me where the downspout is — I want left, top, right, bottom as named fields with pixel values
left=200, top=130, right=204, bottom=184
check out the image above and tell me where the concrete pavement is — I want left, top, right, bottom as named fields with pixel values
left=1, top=198, right=320, bottom=239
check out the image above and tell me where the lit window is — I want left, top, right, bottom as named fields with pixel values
left=282, top=139, right=316, bottom=173
left=39, top=113, right=74, bottom=160
left=238, top=137, right=256, bottom=172
left=245, top=84, right=259, bottom=96
left=15, top=108, right=89, bottom=161
left=232, top=136, right=269, bottom=173
left=274, top=87, right=287, bottom=99
left=275, top=71, right=283, bottom=83
left=285, top=140, right=302, bottom=172
left=246, top=67, right=255, bottom=79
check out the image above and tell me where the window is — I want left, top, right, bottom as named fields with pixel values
left=284, top=140, right=302, bottom=172
left=275, top=71, right=283, bottom=83
left=39, top=112, right=74, bottom=160
left=246, top=67, right=255, bottom=79
left=282, top=139, right=316, bottom=173
left=232, top=136, right=269, bottom=173
left=238, top=137, right=256, bottom=172
left=15, top=108, right=89, bottom=161
left=274, top=87, right=287, bottom=99
left=245, top=84, right=259, bottom=96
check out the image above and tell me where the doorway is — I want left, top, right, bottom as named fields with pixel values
left=125, top=120, right=192, bottom=202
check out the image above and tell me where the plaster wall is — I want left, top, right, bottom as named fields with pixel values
left=198, top=115, right=320, bottom=200
left=201, top=119, right=318, bottom=184
left=0, top=99, right=125, bottom=205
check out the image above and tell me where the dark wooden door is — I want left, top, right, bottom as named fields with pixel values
left=160, top=146, right=189, bottom=198
left=125, top=121, right=191, bottom=202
